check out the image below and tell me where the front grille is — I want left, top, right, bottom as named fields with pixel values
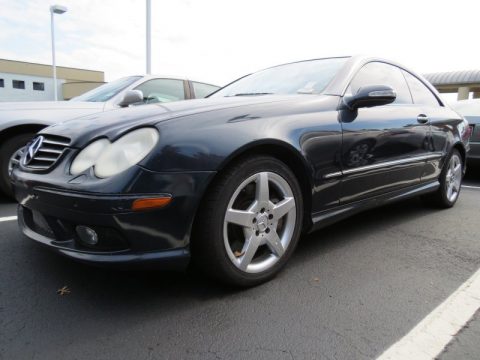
left=24, top=135, right=70, bottom=170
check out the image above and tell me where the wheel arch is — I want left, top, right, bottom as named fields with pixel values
left=453, top=142, right=466, bottom=163
left=452, top=141, right=467, bottom=174
left=193, top=140, right=314, bottom=237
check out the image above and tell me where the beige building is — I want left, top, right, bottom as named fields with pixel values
left=0, top=58, right=104, bottom=101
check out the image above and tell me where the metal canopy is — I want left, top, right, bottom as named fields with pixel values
left=424, top=70, right=480, bottom=86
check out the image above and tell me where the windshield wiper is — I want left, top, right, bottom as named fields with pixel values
left=228, top=92, right=274, bottom=97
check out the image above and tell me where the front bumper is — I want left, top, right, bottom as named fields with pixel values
left=12, top=167, right=215, bottom=269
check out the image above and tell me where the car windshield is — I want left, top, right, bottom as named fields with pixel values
left=70, top=76, right=142, bottom=102
left=211, top=58, right=348, bottom=97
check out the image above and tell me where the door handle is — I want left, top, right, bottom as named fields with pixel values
left=417, top=114, right=429, bottom=124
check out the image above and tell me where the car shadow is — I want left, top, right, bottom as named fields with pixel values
left=0, top=193, right=15, bottom=204
left=0, top=193, right=16, bottom=217
left=465, top=166, right=480, bottom=181
left=1, top=194, right=453, bottom=356
left=291, top=197, right=436, bottom=265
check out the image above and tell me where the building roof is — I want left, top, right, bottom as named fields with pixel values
left=0, top=58, right=104, bottom=82
left=424, top=70, right=480, bottom=86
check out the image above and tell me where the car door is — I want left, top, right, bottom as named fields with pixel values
left=401, top=70, right=461, bottom=183
left=133, top=78, right=188, bottom=104
left=339, top=62, right=432, bottom=203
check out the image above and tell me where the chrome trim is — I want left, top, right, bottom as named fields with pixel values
left=22, top=134, right=71, bottom=171
left=323, top=152, right=443, bottom=179
left=42, top=139, right=70, bottom=146
left=324, top=171, right=343, bottom=179
left=369, top=90, right=396, bottom=97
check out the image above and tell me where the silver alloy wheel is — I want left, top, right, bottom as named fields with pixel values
left=8, top=147, right=25, bottom=177
left=223, top=171, right=296, bottom=274
left=445, top=153, right=462, bottom=202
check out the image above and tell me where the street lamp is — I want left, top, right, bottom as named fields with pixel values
left=146, top=0, right=152, bottom=74
left=50, top=4, right=67, bottom=101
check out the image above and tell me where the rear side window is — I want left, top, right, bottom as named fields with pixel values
left=347, top=62, right=412, bottom=104
left=134, top=79, right=185, bottom=104
left=402, top=71, right=440, bottom=107
left=193, top=82, right=218, bottom=98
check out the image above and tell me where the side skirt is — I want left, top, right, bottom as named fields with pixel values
left=309, top=181, right=440, bottom=233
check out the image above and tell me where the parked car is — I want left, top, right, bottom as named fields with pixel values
left=0, top=75, right=219, bottom=197
left=11, top=56, right=469, bottom=286
left=451, top=99, right=479, bottom=165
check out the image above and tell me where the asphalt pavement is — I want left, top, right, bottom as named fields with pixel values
left=1, top=169, right=480, bottom=360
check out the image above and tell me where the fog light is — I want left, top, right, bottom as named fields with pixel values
left=76, top=226, right=98, bottom=245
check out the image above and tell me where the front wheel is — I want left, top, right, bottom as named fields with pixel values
left=0, top=133, right=35, bottom=199
left=192, top=156, right=304, bottom=287
left=423, top=149, right=463, bottom=208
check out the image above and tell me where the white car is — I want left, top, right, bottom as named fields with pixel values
left=0, top=75, right=219, bottom=197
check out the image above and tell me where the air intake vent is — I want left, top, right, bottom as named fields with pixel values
left=23, top=135, right=70, bottom=171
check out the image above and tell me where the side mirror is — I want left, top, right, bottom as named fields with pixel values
left=117, top=90, right=144, bottom=107
left=343, top=85, right=396, bottom=110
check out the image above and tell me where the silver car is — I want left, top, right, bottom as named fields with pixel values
left=0, top=75, right=219, bottom=197
left=451, top=99, right=480, bottom=165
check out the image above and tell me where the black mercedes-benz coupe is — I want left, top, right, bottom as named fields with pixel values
left=11, top=56, right=470, bottom=286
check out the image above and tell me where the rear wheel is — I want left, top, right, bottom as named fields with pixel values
left=0, top=133, right=34, bottom=199
left=192, top=156, right=303, bottom=287
left=423, top=149, right=463, bottom=208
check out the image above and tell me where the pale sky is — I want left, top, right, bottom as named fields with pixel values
left=0, top=0, right=478, bottom=90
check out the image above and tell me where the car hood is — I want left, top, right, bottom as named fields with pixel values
left=42, top=95, right=333, bottom=147
left=0, top=101, right=106, bottom=129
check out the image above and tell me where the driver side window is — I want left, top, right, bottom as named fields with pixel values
left=134, top=79, right=186, bottom=104
left=347, top=62, right=412, bottom=105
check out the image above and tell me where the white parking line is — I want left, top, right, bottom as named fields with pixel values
left=377, top=267, right=480, bottom=360
left=0, top=216, right=17, bottom=223
left=462, top=185, right=480, bottom=190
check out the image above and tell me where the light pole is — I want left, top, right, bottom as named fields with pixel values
left=146, top=0, right=152, bottom=74
left=50, top=4, right=67, bottom=101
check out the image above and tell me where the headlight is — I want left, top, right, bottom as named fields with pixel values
left=70, top=139, right=109, bottom=175
left=95, top=128, right=159, bottom=178
left=70, top=128, right=159, bottom=178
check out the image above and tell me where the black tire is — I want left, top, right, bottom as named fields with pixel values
left=191, top=155, right=304, bottom=287
left=422, top=149, right=463, bottom=208
left=0, top=133, right=35, bottom=199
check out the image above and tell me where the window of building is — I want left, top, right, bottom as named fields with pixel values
left=12, top=80, right=25, bottom=89
left=0, top=79, right=4, bottom=88
left=33, top=82, right=45, bottom=91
